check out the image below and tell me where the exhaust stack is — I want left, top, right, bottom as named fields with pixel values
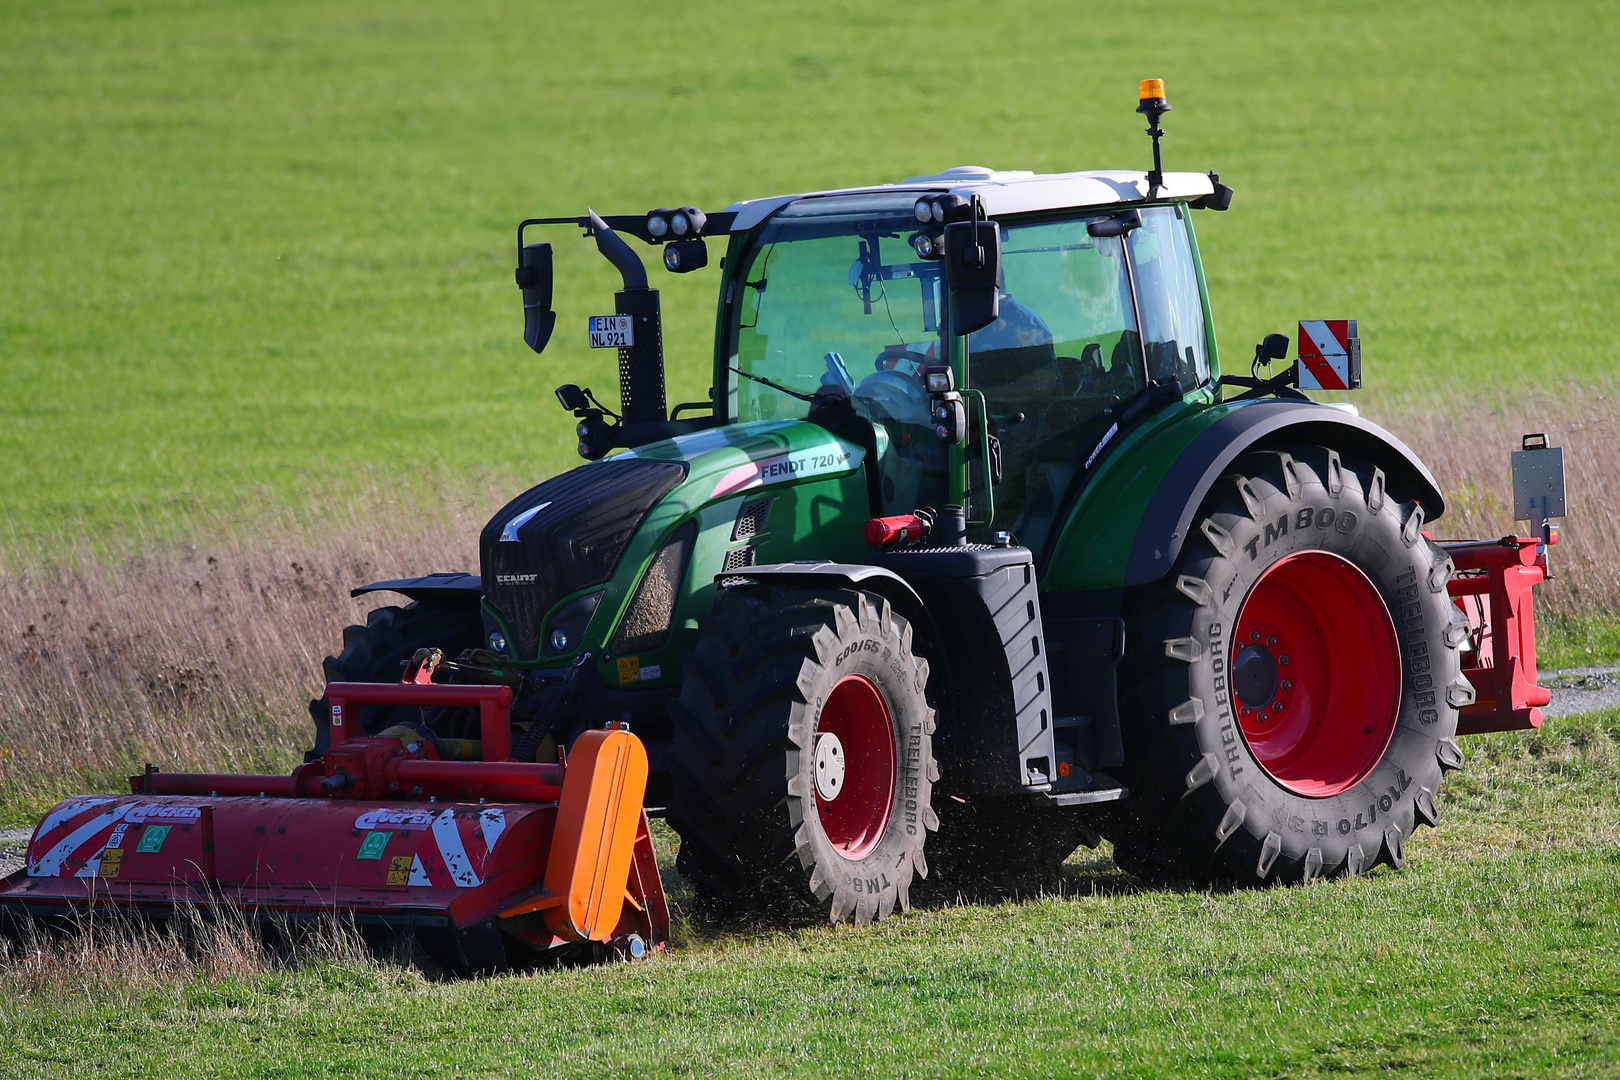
left=588, top=210, right=667, bottom=427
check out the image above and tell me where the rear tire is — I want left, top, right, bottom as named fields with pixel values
left=1102, top=446, right=1471, bottom=886
left=668, top=586, right=937, bottom=925
left=305, top=601, right=483, bottom=760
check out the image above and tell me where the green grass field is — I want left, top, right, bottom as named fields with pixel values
left=5, top=2, right=1620, bottom=1076
left=3, top=0, right=1617, bottom=541
left=4, top=712, right=1619, bottom=1078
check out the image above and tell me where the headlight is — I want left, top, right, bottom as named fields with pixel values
left=542, top=592, right=603, bottom=657
left=647, top=214, right=670, bottom=238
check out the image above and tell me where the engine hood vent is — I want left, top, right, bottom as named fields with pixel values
left=480, top=459, right=687, bottom=659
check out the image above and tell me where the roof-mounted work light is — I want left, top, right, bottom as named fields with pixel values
left=913, top=193, right=971, bottom=225
left=670, top=207, right=706, bottom=237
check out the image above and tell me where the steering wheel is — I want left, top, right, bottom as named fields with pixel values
left=852, top=368, right=931, bottom=428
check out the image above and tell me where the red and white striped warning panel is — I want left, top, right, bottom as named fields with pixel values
left=1297, top=320, right=1361, bottom=391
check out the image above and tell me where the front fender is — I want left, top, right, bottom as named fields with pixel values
left=719, top=562, right=928, bottom=623
left=1043, top=399, right=1445, bottom=592
left=351, top=571, right=483, bottom=606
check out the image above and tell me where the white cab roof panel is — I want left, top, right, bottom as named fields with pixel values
left=724, top=168, right=1216, bottom=231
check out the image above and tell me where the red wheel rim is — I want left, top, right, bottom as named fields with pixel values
left=815, top=675, right=897, bottom=860
left=1230, top=551, right=1401, bottom=797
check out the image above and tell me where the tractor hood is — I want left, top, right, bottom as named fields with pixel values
left=481, top=459, right=689, bottom=659
left=482, top=421, right=867, bottom=663
left=610, top=419, right=866, bottom=500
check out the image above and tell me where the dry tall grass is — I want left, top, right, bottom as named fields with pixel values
left=1362, top=379, right=1620, bottom=619
left=1, top=389, right=1616, bottom=823
left=0, top=906, right=377, bottom=1012
left=0, top=475, right=506, bottom=819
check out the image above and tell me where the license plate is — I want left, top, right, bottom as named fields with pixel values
left=588, top=315, right=634, bottom=349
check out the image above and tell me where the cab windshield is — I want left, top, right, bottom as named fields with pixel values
left=728, top=193, right=949, bottom=515
left=726, top=194, right=1210, bottom=547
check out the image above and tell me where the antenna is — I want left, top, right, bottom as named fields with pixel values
left=1137, top=79, right=1171, bottom=198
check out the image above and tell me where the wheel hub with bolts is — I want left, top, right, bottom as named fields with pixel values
left=1231, top=550, right=1401, bottom=798
left=814, top=675, right=897, bottom=860
left=814, top=732, right=846, bottom=800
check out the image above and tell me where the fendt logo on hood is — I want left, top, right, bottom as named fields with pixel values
left=496, top=573, right=538, bottom=586
left=354, top=808, right=435, bottom=832
left=125, top=804, right=203, bottom=824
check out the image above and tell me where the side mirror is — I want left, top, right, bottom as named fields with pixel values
left=516, top=242, right=557, bottom=354
left=1087, top=209, right=1143, bottom=238
left=554, top=384, right=589, bottom=412
left=943, top=218, right=1001, bottom=336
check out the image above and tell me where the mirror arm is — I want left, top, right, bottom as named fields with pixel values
left=1217, top=367, right=1310, bottom=403
left=588, top=209, right=649, bottom=291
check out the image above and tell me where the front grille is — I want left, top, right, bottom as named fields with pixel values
left=721, top=545, right=757, bottom=572
left=480, top=459, right=686, bottom=658
left=611, top=521, right=697, bottom=654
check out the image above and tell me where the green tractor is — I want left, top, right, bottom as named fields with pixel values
left=313, top=84, right=1555, bottom=923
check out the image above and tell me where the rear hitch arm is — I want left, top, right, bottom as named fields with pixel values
left=1442, top=535, right=1554, bottom=735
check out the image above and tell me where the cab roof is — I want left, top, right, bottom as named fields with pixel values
left=723, top=167, right=1218, bottom=231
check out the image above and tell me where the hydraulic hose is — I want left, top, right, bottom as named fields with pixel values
left=511, top=653, right=592, bottom=762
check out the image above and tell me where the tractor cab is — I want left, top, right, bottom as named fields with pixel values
left=716, top=172, right=1224, bottom=555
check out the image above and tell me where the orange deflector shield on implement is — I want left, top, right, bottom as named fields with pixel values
left=497, top=726, right=656, bottom=942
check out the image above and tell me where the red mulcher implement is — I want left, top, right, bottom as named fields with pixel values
left=0, top=680, right=668, bottom=972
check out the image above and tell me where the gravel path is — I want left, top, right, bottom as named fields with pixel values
left=1542, top=665, right=1620, bottom=719
left=0, top=827, right=30, bottom=879
left=0, top=668, right=1613, bottom=879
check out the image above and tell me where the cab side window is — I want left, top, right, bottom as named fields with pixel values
left=968, top=217, right=1143, bottom=554
left=1128, top=206, right=1210, bottom=388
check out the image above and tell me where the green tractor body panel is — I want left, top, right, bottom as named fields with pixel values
left=1040, top=395, right=1449, bottom=594
left=1038, top=395, right=1219, bottom=593
left=480, top=420, right=870, bottom=690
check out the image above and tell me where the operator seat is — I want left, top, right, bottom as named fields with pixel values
left=967, top=292, right=1061, bottom=419
left=967, top=292, right=1060, bottom=535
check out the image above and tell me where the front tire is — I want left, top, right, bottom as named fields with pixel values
left=668, top=586, right=938, bottom=925
left=1104, top=446, right=1471, bottom=885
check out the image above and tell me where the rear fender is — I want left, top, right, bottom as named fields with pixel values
left=1044, top=400, right=1445, bottom=591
